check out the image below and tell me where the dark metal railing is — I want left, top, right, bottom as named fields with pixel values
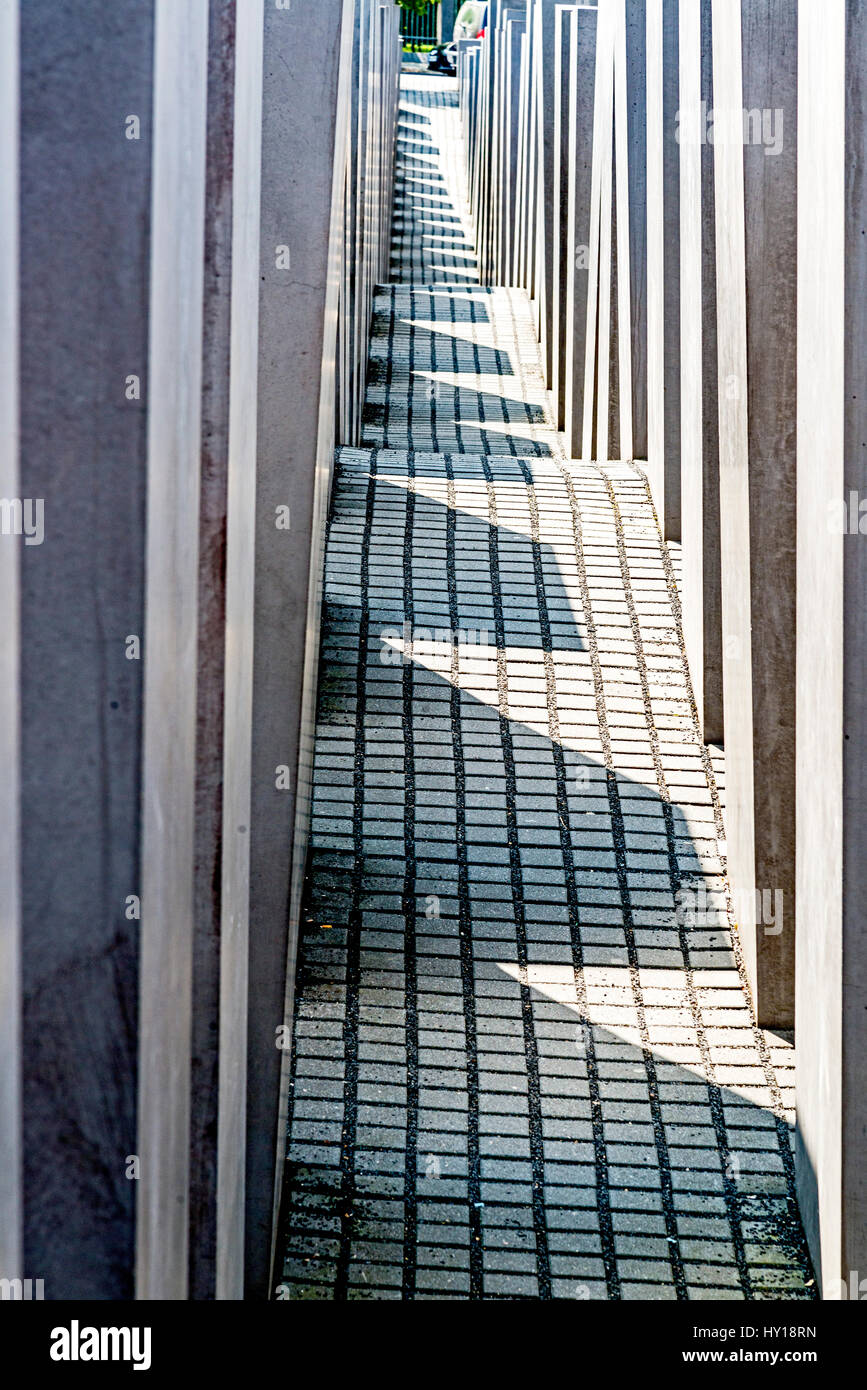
left=400, top=2, right=439, bottom=49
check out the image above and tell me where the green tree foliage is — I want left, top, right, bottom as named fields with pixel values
left=396, top=0, right=439, bottom=16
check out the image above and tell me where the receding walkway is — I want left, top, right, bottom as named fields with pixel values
left=277, top=74, right=814, bottom=1301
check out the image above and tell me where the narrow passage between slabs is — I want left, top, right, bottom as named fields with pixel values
left=276, top=73, right=813, bottom=1303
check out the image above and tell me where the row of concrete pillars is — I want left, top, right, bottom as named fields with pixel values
left=457, top=0, right=865, bottom=1300
left=0, top=0, right=399, bottom=1300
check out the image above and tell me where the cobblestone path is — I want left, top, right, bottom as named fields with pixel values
left=276, top=75, right=815, bottom=1301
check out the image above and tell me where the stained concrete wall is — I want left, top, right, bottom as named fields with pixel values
left=137, top=0, right=211, bottom=1303
left=535, top=0, right=558, bottom=385
left=216, top=0, right=266, bottom=1303
left=247, top=0, right=400, bottom=1298
left=0, top=0, right=21, bottom=1290
left=646, top=0, right=680, bottom=532
left=455, top=0, right=598, bottom=410
left=679, top=0, right=722, bottom=746
left=3, top=0, right=399, bottom=1302
left=712, top=0, right=797, bottom=1028
left=563, top=6, right=598, bottom=458
left=18, top=0, right=155, bottom=1300
left=795, top=0, right=867, bottom=1296
left=457, top=0, right=866, bottom=1295
left=187, top=0, right=239, bottom=1304
left=621, top=0, right=647, bottom=461
left=552, top=4, right=579, bottom=430
left=513, top=17, right=534, bottom=287
left=585, top=0, right=614, bottom=461
left=500, top=14, right=526, bottom=283
left=246, top=0, right=347, bottom=1297
left=740, top=0, right=798, bottom=1027
left=470, top=0, right=529, bottom=287
left=523, top=1, right=539, bottom=294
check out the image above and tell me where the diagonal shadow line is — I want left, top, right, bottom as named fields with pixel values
left=277, top=462, right=814, bottom=1301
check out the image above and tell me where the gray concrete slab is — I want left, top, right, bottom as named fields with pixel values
left=534, top=0, right=558, bottom=386
left=679, top=0, right=722, bottom=745
left=552, top=5, right=579, bottom=430
left=0, top=0, right=20, bottom=1288
left=18, top=0, right=155, bottom=1299
left=137, top=0, right=210, bottom=1303
left=7, top=0, right=400, bottom=1303
left=712, top=0, right=797, bottom=1029
left=525, top=1, right=540, bottom=299
left=215, top=0, right=265, bottom=1303
left=563, top=6, right=598, bottom=457
left=620, top=0, right=648, bottom=461
left=582, top=0, right=613, bottom=460
left=795, top=0, right=867, bottom=1297
left=186, top=0, right=241, bottom=1304
left=513, top=21, right=534, bottom=287
left=247, top=0, right=367, bottom=1298
left=500, top=14, right=526, bottom=284
left=646, top=0, right=680, bottom=532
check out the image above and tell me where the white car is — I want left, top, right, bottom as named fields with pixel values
left=453, top=1, right=488, bottom=40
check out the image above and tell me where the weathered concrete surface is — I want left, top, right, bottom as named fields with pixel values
left=740, top=0, right=798, bottom=1024
left=534, top=0, right=557, bottom=387
left=795, top=0, right=867, bottom=1297
left=18, top=0, right=154, bottom=1299
left=137, top=0, right=210, bottom=1304
left=214, top=0, right=265, bottom=1302
left=620, top=0, right=648, bottom=460
left=523, top=0, right=539, bottom=298
left=646, top=0, right=680, bottom=534
left=499, top=13, right=525, bottom=284
left=246, top=0, right=354, bottom=1298
left=0, top=0, right=21, bottom=1288
left=583, top=0, right=614, bottom=460
left=552, top=4, right=578, bottom=430
left=679, top=0, right=722, bottom=744
left=513, top=15, right=534, bottom=287
left=187, top=0, right=238, bottom=1303
left=564, top=6, right=598, bottom=457
left=6, top=0, right=399, bottom=1303
left=713, top=0, right=797, bottom=1029
left=477, top=0, right=506, bottom=281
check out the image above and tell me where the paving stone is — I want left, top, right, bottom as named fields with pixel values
left=278, top=69, right=814, bottom=1305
